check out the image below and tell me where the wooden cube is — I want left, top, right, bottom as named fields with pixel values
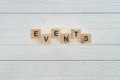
left=31, top=29, right=41, bottom=39
left=41, top=34, right=51, bottom=44
left=51, top=28, right=61, bottom=39
left=81, top=34, right=91, bottom=43
left=61, top=34, right=71, bottom=44
left=71, top=29, right=81, bottom=39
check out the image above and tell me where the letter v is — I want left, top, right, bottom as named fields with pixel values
left=44, top=36, right=49, bottom=42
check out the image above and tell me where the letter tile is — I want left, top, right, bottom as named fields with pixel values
left=41, top=34, right=51, bottom=44
left=61, top=34, right=71, bottom=44
left=71, top=29, right=81, bottom=39
left=51, top=28, right=61, bottom=39
left=31, top=29, right=41, bottom=39
left=81, top=34, right=91, bottom=43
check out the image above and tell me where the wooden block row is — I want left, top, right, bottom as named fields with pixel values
left=31, top=29, right=91, bottom=44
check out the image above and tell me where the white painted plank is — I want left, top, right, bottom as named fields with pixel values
left=0, top=29, right=119, bottom=44
left=0, top=45, right=120, bottom=60
left=0, top=77, right=118, bottom=80
left=0, top=61, right=119, bottom=80
left=0, top=0, right=119, bottom=80
left=0, top=14, right=120, bottom=29
left=0, top=0, right=120, bottom=13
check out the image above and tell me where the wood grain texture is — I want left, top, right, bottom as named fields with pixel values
left=0, top=61, right=120, bottom=80
left=0, top=45, right=120, bottom=60
left=0, top=0, right=120, bottom=80
left=0, top=14, right=120, bottom=29
left=0, top=0, right=120, bottom=13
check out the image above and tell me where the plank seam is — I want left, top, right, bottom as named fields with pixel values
left=0, top=12, right=120, bottom=14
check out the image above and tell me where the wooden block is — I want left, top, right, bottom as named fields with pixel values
left=41, top=34, right=51, bottom=44
left=71, top=29, right=81, bottom=39
left=81, top=34, right=91, bottom=43
left=51, top=28, right=61, bottom=39
left=61, top=34, right=71, bottom=44
left=31, top=29, right=41, bottom=39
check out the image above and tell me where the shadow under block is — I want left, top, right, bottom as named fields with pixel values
left=61, top=34, right=71, bottom=44
left=31, top=29, right=41, bottom=39
left=71, top=29, right=81, bottom=39
left=81, top=34, right=91, bottom=43
left=41, top=34, right=51, bottom=44
left=51, top=28, right=61, bottom=39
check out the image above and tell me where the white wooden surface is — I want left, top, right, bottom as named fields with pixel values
left=0, top=0, right=120, bottom=80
